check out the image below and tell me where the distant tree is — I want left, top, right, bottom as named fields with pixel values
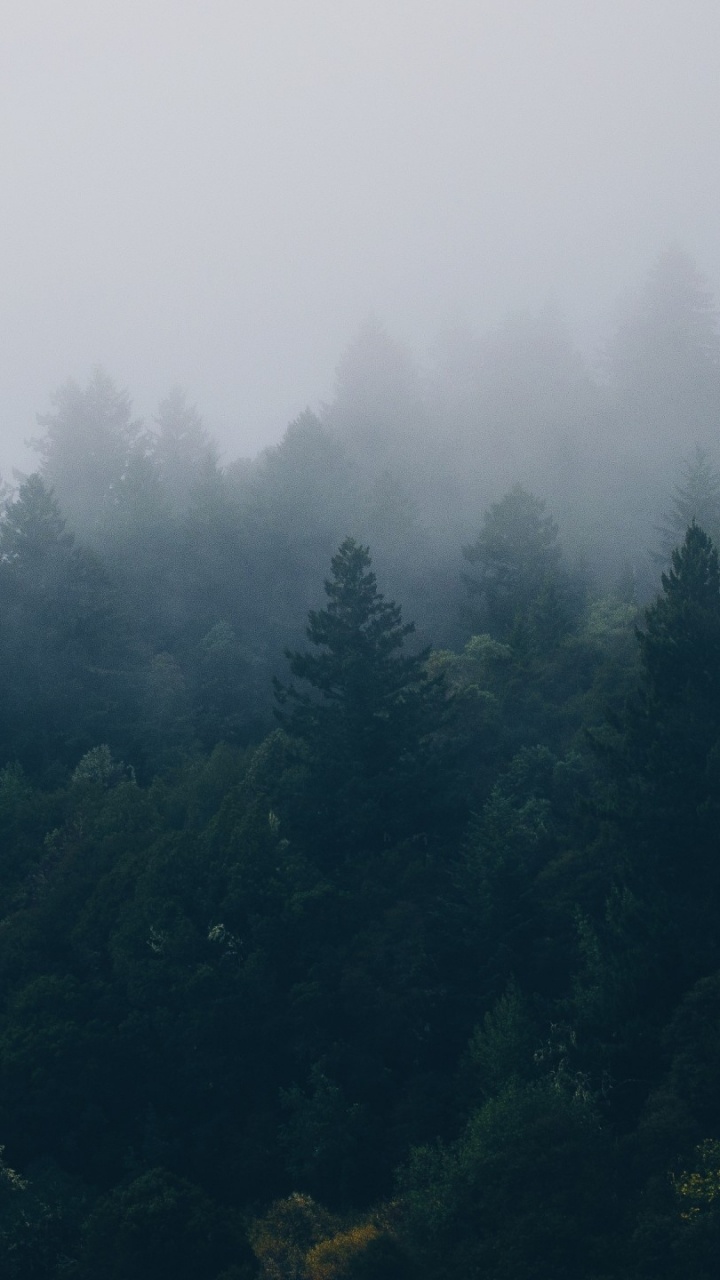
left=32, top=368, right=148, bottom=540
left=656, top=447, right=720, bottom=564
left=606, top=246, right=720, bottom=451
left=0, top=472, right=73, bottom=578
left=325, top=320, right=427, bottom=470
left=0, top=475, right=120, bottom=774
left=638, top=520, right=720, bottom=708
left=247, top=410, right=359, bottom=552
left=152, top=387, right=219, bottom=509
left=463, top=485, right=575, bottom=645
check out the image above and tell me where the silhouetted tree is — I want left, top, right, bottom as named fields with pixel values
left=276, top=538, right=446, bottom=857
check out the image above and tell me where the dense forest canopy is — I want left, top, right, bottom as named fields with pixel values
left=2, top=249, right=720, bottom=1276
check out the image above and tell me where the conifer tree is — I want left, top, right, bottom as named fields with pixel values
left=655, top=446, right=720, bottom=565
left=32, top=369, right=147, bottom=540
left=619, top=521, right=720, bottom=905
left=275, top=538, right=446, bottom=856
left=639, top=520, right=720, bottom=707
left=0, top=476, right=120, bottom=774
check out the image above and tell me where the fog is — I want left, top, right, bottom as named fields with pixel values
left=2, top=0, right=720, bottom=476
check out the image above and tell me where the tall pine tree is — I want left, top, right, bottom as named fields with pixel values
left=275, top=538, right=448, bottom=859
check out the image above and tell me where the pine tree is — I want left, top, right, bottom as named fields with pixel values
left=152, top=387, right=219, bottom=509
left=275, top=538, right=446, bottom=857
left=0, top=476, right=121, bottom=774
left=618, top=521, right=720, bottom=905
left=32, top=368, right=147, bottom=540
left=655, top=447, right=720, bottom=565
left=639, top=520, right=720, bottom=706
left=462, top=485, right=571, bottom=644
left=606, top=246, right=720, bottom=451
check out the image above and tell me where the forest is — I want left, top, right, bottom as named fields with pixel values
left=1, top=247, right=720, bottom=1278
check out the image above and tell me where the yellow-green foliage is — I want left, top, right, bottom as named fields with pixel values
left=672, top=1139, right=720, bottom=1220
left=249, top=1193, right=337, bottom=1280
left=305, top=1222, right=380, bottom=1280
left=249, top=1198, right=406, bottom=1280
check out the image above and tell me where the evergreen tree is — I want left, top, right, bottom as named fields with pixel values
left=152, top=387, right=219, bottom=510
left=638, top=520, right=720, bottom=708
left=0, top=476, right=121, bottom=775
left=462, top=486, right=575, bottom=645
left=32, top=369, right=147, bottom=541
left=606, top=246, right=720, bottom=453
left=275, top=538, right=447, bottom=857
left=655, top=446, right=720, bottom=565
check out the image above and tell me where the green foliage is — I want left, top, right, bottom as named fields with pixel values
left=400, top=1074, right=616, bottom=1280
left=638, top=520, right=720, bottom=704
left=276, top=537, right=450, bottom=856
left=76, top=1167, right=240, bottom=1279
left=0, top=476, right=123, bottom=777
left=463, top=485, right=570, bottom=644
left=250, top=1193, right=338, bottom=1280
left=5, top=402, right=720, bottom=1280
left=462, top=983, right=539, bottom=1103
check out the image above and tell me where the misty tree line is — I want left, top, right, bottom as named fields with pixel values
left=1, top=245, right=719, bottom=783
left=0, top=246, right=720, bottom=1276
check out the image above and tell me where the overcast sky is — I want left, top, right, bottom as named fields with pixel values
left=2, top=0, right=720, bottom=475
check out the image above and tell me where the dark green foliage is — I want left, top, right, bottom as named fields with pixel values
left=638, top=519, right=720, bottom=706
left=463, top=485, right=561, bottom=636
left=621, top=522, right=720, bottom=910
left=0, top=477, right=122, bottom=777
left=76, top=1167, right=241, bottom=1279
left=276, top=537, right=450, bottom=857
left=5, top=358, right=720, bottom=1280
left=400, top=1074, right=617, bottom=1280
left=462, top=485, right=583, bottom=650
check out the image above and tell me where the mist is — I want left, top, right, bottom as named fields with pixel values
left=6, top=7, right=720, bottom=1271
left=3, top=0, right=720, bottom=476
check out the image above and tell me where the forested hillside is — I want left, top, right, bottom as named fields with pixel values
left=2, top=251, right=720, bottom=1277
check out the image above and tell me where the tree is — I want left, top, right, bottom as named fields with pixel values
left=590, top=522, right=720, bottom=1002
left=0, top=476, right=122, bottom=775
left=32, top=368, right=147, bottom=540
left=0, top=473, right=73, bottom=582
left=326, top=320, right=426, bottom=465
left=152, top=387, right=219, bottom=510
left=462, top=486, right=574, bottom=645
left=275, top=538, right=446, bottom=856
left=76, top=1168, right=239, bottom=1280
left=399, top=1073, right=616, bottom=1280
left=606, top=246, right=720, bottom=453
left=656, top=447, right=720, bottom=565
left=638, top=521, right=720, bottom=708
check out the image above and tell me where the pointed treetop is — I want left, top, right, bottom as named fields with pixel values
left=639, top=521, right=720, bottom=702
left=656, top=446, right=720, bottom=562
left=0, top=473, right=71, bottom=566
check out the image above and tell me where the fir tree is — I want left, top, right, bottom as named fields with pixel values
left=275, top=538, right=447, bottom=857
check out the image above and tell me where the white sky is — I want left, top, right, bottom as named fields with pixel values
left=2, top=0, right=720, bottom=473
